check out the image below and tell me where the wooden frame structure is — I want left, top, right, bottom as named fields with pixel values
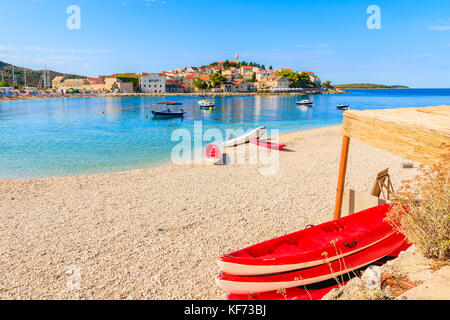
left=371, top=168, right=395, bottom=200
left=334, top=105, right=450, bottom=220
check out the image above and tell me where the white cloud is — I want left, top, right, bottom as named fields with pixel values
left=23, top=46, right=110, bottom=54
left=296, top=43, right=329, bottom=49
left=428, top=25, right=450, bottom=31
left=427, top=18, right=450, bottom=31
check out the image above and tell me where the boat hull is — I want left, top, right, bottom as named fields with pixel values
left=296, top=100, right=313, bottom=105
left=151, top=111, right=184, bottom=118
left=216, top=232, right=406, bottom=294
left=249, top=139, right=286, bottom=150
left=223, top=126, right=266, bottom=147
left=226, top=242, right=412, bottom=300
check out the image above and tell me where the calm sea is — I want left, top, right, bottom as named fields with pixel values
left=0, top=89, right=449, bottom=178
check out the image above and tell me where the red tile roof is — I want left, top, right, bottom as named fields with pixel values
left=231, top=79, right=245, bottom=85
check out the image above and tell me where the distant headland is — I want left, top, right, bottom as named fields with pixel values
left=334, top=83, right=410, bottom=89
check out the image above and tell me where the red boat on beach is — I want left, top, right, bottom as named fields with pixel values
left=249, top=139, right=286, bottom=150
left=218, top=204, right=399, bottom=276
left=226, top=242, right=412, bottom=300
left=216, top=231, right=406, bottom=294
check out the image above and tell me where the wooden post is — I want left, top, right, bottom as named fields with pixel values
left=334, top=136, right=350, bottom=220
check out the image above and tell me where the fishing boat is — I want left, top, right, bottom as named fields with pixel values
left=217, top=204, right=399, bottom=276
left=198, top=97, right=215, bottom=108
left=223, top=126, right=266, bottom=147
left=216, top=231, right=406, bottom=294
left=204, top=144, right=222, bottom=164
left=337, top=104, right=349, bottom=110
left=296, top=99, right=313, bottom=105
left=249, top=139, right=286, bottom=150
left=152, top=102, right=185, bottom=118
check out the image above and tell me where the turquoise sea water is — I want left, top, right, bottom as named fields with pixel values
left=0, top=89, right=449, bottom=178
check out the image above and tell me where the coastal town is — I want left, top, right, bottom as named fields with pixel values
left=0, top=54, right=334, bottom=98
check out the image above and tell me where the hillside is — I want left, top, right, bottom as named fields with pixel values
left=0, top=60, right=85, bottom=88
left=334, top=83, right=409, bottom=89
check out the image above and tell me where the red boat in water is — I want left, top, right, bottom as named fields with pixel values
left=249, top=139, right=286, bottom=150
left=218, top=204, right=398, bottom=276
left=216, top=231, right=406, bottom=294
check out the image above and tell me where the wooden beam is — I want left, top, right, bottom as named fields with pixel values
left=342, top=106, right=450, bottom=167
left=334, top=136, right=350, bottom=220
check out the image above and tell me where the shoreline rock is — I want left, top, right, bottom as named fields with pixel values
left=322, top=245, right=450, bottom=300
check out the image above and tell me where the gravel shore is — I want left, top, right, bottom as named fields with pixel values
left=0, top=125, right=419, bottom=300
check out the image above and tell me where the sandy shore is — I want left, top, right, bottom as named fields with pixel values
left=0, top=125, right=419, bottom=300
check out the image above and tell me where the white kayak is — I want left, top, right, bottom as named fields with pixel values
left=223, top=126, right=267, bottom=147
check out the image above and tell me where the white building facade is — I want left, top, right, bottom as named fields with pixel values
left=140, top=73, right=166, bottom=93
left=256, top=70, right=273, bottom=81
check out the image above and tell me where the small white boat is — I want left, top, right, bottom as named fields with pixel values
left=336, top=104, right=349, bottom=110
left=296, top=99, right=313, bottom=105
left=223, top=126, right=267, bottom=147
left=198, top=98, right=215, bottom=108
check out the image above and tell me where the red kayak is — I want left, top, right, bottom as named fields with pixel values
left=228, top=281, right=346, bottom=301
left=216, top=231, right=406, bottom=294
left=227, top=242, right=412, bottom=300
left=249, top=139, right=286, bottom=150
left=218, top=204, right=397, bottom=276
left=203, top=144, right=222, bottom=164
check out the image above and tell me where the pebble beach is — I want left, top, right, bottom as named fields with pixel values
left=0, top=125, right=420, bottom=300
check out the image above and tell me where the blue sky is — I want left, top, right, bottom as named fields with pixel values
left=1, top=0, right=449, bottom=87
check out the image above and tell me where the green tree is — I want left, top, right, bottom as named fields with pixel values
left=193, top=79, right=208, bottom=91
left=0, top=81, right=10, bottom=87
left=298, top=72, right=313, bottom=87
left=251, top=72, right=256, bottom=82
left=210, top=72, right=227, bottom=87
left=322, top=80, right=333, bottom=88
left=269, top=66, right=273, bottom=70
left=276, top=70, right=313, bottom=88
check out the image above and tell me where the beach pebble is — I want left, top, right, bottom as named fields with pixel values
left=0, top=126, right=420, bottom=299
left=361, top=265, right=382, bottom=290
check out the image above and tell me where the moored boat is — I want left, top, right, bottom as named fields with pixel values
left=198, top=98, right=215, bottom=108
left=337, top=104, right=349, bottom=110
left=152, top=102, right=185, bottom=118
left=296, top=99, right=313, bottom=105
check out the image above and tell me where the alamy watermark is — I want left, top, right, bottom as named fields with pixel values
left=367, top=5, right=381, bottom=30
left=67, top=5, right=81, bottom=30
